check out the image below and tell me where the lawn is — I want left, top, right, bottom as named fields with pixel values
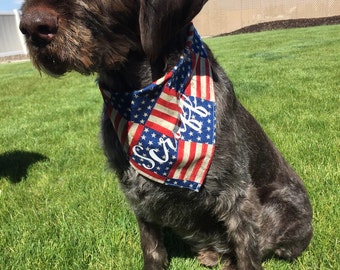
left=0, top=24, right=339, bottom=269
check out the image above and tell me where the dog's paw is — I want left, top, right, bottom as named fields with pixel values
left=197, top=250, right=220, bottom=267
left=221, top=263, right=237, bottom=270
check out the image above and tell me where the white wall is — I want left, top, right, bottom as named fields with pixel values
left=194, top=0, right=340, bottom=36
left=0, top=10, right=27, bottom=57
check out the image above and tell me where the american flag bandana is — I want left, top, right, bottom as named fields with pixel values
left=100, top=24, right=216, bottom=192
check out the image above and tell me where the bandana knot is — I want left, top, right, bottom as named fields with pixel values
left=100, top=24, right=216, bottom=192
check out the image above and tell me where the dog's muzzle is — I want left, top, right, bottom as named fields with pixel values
left=20, top=6, right=59, bottom=48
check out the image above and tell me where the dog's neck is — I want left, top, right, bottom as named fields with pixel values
left=98, top=25, right=191, bottom=92
left=99, top=24, right=216, bottom=191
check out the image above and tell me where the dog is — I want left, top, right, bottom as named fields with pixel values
left=19, top=1, right=313, bottom=269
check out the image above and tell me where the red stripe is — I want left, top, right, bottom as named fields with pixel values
left=162, top=86, right=179, bottom=97
left=179, top=142, right=197, bottom=180
left=200, top=145, right=215, bottom=184
left=151, top=109, right=179, bottom=125
left=205, top=59, right=211, bottom=101
left=157, top=97, right=182, bottom=113
left=190, top=144, right=208, bottom=181
left=145, top=121, right=175, bottom=138
left=107, top=105, right=113, bottom=117
left=196, top=56, right=202, bottom=98
left=168, top=140, right=184, bottom=178
left=191, top=53, right=199, bottom=96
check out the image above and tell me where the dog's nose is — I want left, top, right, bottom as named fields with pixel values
left=19, top=7, right=58, bottom=47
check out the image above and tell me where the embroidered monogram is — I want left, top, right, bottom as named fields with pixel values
left=100, top=24, right=216, bottom=191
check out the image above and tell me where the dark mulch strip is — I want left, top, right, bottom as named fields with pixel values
left=220, top=15, right=340, bottom=36
left=0, top=54, right=28, bottom=63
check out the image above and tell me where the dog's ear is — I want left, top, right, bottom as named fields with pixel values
left=139, top=0, right=208, bottom=61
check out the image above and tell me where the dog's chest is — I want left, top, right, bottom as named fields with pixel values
left=120, top=169, right=211, bottom=227
left=120, top=171, right=231, bottom=252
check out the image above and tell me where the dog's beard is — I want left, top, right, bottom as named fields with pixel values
left=26, top=21, right=97, bottom=76
left=25, top=19, right=130, bottom=76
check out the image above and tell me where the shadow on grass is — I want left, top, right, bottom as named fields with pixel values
left=0, top=150, right=48, bottom=183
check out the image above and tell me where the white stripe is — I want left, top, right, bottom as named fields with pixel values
left=181, top=143, right=203, bottom=181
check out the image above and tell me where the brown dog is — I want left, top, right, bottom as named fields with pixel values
left=20, top=1, right=313, bottom=269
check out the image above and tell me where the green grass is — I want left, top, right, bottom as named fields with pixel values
left=0, top=24, right=339, bottom=269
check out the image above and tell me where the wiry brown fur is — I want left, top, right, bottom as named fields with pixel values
left=20, top=1, right=313, bottom=269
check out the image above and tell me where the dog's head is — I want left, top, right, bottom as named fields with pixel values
left=20, top=0, right=208, bottom=76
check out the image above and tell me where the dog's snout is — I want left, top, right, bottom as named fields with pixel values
left=20, top=7, right=59, bottom=47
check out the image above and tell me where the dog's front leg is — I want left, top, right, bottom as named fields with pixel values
left=231, top=202, right=262, bottom=270
left=137, top=218, right=169, bottom=270
left=221, top=188, right=263, bottom=270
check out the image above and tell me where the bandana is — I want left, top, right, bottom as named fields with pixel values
left=100, top=24, right=216, bottom=192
